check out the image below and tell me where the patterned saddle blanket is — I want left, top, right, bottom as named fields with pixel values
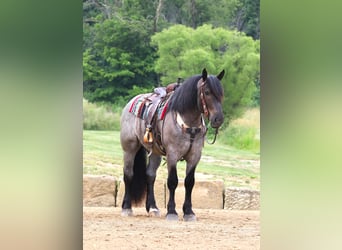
left=128, top=91, right=171, bottom=122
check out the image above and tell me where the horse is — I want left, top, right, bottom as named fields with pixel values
left=120, top=68, right=225, bottom=221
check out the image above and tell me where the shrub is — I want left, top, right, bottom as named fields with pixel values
left=219, top=126, right=260, bottom=152
left=218, top=108, right=260, bottom=152
left=83, top=99, right=121, bottom=130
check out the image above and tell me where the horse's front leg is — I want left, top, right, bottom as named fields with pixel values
left=183, top=163, right=197, bottom=221
left=166, top=156, right=179, bottom=221
left=146, top=153, right=161, bottom=216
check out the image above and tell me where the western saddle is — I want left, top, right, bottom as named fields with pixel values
left=143, top=81, right=181, bottom=145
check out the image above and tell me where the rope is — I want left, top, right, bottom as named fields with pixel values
left=205, top=123, right=219, bottom=145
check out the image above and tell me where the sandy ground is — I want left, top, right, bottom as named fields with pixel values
left=83, top=207, right=260, bottom=250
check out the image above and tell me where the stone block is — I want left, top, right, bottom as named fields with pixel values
left=224, top=187, right=260, bottom=210
left=165, top=180, right=224, bottom=209
left=116, top=179, right=165, bottom=208
left=83, top=175, right=116, bottom=207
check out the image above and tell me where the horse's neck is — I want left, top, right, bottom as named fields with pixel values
left=179, top=110, right=203, bottom=127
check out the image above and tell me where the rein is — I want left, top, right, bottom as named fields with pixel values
left=205, top=125, right=218, bottom=144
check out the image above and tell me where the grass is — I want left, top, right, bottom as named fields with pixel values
left=219, top=108, right=260, bottom=152
left=83, top=130, right=260, bottom=190
left=83, top=99, right=121, bottom=130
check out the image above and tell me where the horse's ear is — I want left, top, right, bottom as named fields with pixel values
left=217, top=70, right=225, bottom=80
left=202, top=68, right=207, bottom=81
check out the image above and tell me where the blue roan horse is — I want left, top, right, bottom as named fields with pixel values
left=120, top=68, right=225, bottom=221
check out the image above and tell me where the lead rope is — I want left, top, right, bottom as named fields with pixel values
left=205, top=121, right=219, bottom=144
left=206, top=127, right=218, bottom=144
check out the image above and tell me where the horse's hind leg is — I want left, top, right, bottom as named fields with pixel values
left=146, top=153, right=161, bottom=216
left=121, top=134, right=146, bottom=217
left=121, top=150, right=136, bottom=216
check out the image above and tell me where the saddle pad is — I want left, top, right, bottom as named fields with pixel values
left=129, top=94, right=171, bottom=121
left=157, top=98, right=170, bottom=120
left=129, top=94, right=148, bottom=119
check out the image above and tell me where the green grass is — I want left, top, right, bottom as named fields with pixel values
left=83, top=130, right=260, bottom=190
left=83, top=130, right=122, bottom=176
left=219, top=125, right=260, bottom=152
left=219, top=108, right=260, bottom=152
left=83, top=99, right=121, bottom=130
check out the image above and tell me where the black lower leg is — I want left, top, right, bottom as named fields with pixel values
left=146, top=175, right=157, bottom=212
left=167, top=167, right=178, bottom=215
left=183, top=167, right=196, bottom=215
left=122, top=174, right=132, bottom=209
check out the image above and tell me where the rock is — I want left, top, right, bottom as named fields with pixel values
left=83, top=175, right=116, bottom=207
left=83, top=175, right=260, bottom=210
left=224, top=187, right=259, bottom=210
left=116, top=179, right=165, bottom=208
left=165, top=180, right=224, bottom=209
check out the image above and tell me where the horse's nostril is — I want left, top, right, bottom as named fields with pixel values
left=214, top=116, right=223, bottom=124
left=211, top=117, right=223, bottom=128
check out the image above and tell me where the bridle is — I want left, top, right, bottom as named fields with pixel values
left=198, top=78, right=209, bottom=118
left=197, top=78, right=219, bottom=144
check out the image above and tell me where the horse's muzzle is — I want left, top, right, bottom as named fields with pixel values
left=210, top=114, right=224, bottom=128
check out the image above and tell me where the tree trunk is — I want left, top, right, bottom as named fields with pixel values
left=154, top=0, right=163, bottom=33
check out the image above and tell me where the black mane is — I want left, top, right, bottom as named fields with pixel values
left=168, top=74, right=223, bottom=114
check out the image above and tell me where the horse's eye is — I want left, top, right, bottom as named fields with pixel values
left=204, top=90, right=210, bottom=96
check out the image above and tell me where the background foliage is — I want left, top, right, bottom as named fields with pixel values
left=83, top=0, right=260, bottom=124
left=152, top=24, right=259, bottom=122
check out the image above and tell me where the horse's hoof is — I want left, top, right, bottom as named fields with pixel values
left=148, top=208, right=161, bottom=217
left=166, top=213, right=179, bottom=221
left=121, top=209, right=133, bottom=217
left=183, top=214, right=196, bottom=222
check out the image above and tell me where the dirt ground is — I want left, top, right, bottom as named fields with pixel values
left=83, top=207, right=260, bottom=250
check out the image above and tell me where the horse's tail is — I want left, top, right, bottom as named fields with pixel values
left=130, top=146, right=147, bottom=205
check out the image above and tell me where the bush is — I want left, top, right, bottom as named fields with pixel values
left=219, top=125, right=260, bottom=152
left=218, top=108, right=260, bottom=152
left=83, top=99, right=121, bottom=130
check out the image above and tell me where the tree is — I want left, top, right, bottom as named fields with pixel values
left=82, top=0, right=260, bottom=108
left=151, top=24, right=259, bottom=124
left=83, top=18, right=157, bottom=103
left=228, top=0, right=260, bottom=39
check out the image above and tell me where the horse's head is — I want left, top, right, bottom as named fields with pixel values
left=198, top=68, right=225, bottom=128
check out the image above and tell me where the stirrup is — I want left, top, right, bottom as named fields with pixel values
left=143, top=126, right=153, bottom=144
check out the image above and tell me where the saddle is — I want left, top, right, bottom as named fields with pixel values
left=143, top=82, right=180, bottom=144
left=129, top=82, right=180, bottom=145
